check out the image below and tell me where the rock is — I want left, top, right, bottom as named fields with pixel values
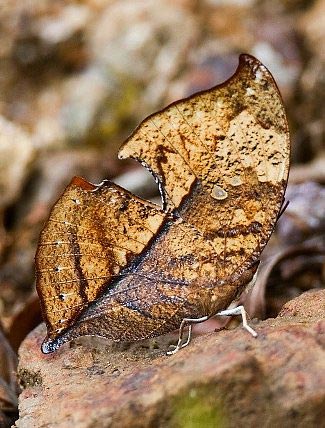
left=295, top=0, right=325, bottom=160
left=0, top=115, right=34, bottom=258
left=0, top=116, right=34, bottom=209
left=17, top=290, right=325, bottom=427
left=89, top=0, right=198, bottom=110
left=277, top=182, right=325, bottom=244
left=298, top=0, right=325, bottom=61
left=0, top=0, right=199, bottom=148
left=90, top=0, right=197, bottom=82
left=0, top=1, right=93, bottom=66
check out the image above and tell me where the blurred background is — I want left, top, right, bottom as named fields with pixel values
left=0, top=0, right=324, bottom=368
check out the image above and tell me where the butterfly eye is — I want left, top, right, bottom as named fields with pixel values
left=211, top=185, right=228, bottom=200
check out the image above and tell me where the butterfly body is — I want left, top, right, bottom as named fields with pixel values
left=36, top=55, right=290, bottom=354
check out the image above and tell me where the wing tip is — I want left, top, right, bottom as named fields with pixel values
left=41, top=338, right=59, bottom=354
left=237, top=53, right=272, bottom=80
left=41, top=334, right=67, bottom=354
left=238, top=53, right=261, bottom=67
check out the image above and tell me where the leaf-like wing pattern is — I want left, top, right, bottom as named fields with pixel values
left=36, top=177, right=165, bottom=341
left=119, top=54, right=289, bottom=210
left=119, top=53, right=290, bottom=280
left=36, top=55, right=290, bottom=353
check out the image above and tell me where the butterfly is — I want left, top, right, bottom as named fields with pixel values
left=36, top=54, right=290, bottom=354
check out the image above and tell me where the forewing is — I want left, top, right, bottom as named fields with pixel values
left=35, top=177, right=165, bottom=340
left=119, top=54, right=290, bottom=275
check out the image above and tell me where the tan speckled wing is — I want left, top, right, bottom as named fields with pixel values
left=119, top=55, right=289, bottom=210
left=119, top=54, right=290, bottom=277
left=36, top=54, right=290, bottom=354
left=36, top=177, right=165, bottom=340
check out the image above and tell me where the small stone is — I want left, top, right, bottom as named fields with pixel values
left=228, top=175, right=242, bottom=186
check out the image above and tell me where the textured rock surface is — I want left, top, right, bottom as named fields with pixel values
left=17, top=290, right=325, bottom=428
left=0, top=116, right=34, bottom=209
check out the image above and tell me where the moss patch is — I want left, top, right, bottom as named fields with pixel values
left=170, top=385, right=228, bottom=428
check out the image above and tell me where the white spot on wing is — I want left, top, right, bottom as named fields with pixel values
left=255, top=69, right=264, bottom=83
left=211, top=185, right=228, bottom=200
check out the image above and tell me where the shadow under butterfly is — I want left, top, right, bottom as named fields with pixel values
left=35, top=54, right=290, bottom=355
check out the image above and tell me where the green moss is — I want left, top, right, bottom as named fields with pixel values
left=170, top=386, right=228, bottom=428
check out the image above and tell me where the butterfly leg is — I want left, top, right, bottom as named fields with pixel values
left=167, top=315, right=209, bottom=355
left=216, top=305, right=257, bottom=337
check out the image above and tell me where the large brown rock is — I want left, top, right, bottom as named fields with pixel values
left=17, top=290, right=325, bottom=427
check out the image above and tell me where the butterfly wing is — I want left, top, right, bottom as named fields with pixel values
left=119, top=54, right=290, bottom=278
left=36, top=177, right=165, bottom=342
left=36, top=54, right=290, bottom=352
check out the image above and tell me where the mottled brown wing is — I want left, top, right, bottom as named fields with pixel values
left=36, top=54, right=290, bottom=354
left=119, top=54, right=290, bottom=277
left=36, top=176, right=165, bottom=340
